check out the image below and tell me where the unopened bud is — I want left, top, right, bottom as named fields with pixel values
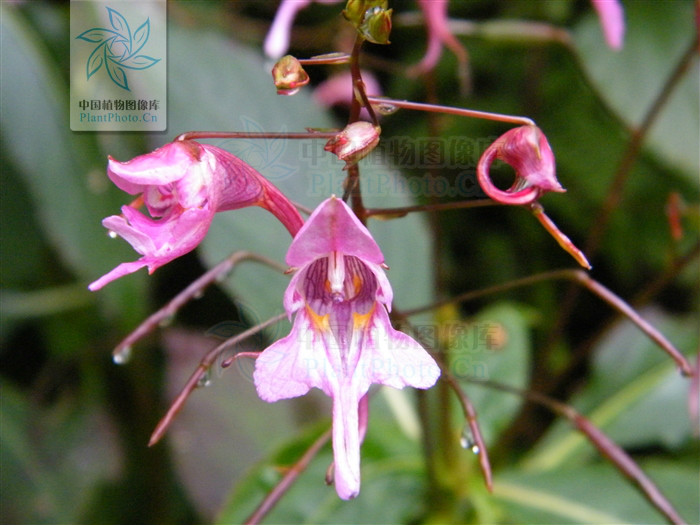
left=324, top=121, right=381, bottom=169
left=358, top=6, right=392, bottom=44
left=342, top=0, right=367, bottom=26
left=343, top=0, right=391, bottom=44
left=477, top=125, right=563, bottom=205
left=271, top=55, right=310, bottom=96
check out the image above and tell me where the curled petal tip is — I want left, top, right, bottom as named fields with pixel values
left=477, top=125, right=562, bottom=206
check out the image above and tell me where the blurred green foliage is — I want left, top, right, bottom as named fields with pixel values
left=1, top=1, right=698, bottom=524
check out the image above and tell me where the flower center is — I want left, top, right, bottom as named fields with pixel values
left=143, top=185, right=177, bottom=217
left=302, top=253, right=377, bottom=324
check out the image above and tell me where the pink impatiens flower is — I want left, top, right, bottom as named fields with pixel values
left=312, top=69, right=382, bottom=120
left=253, top=196, right=440, bottom=500
left=409, top=0, right=468, bottom=81
left=477, top=125, right=564, bottom=206
left=264, top=0, right=341, bottom=60
left=89, top=140, right=303, bottom=291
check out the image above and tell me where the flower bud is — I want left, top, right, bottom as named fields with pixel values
left=477, top=125, right=564, bottom=206
left=271, top=55, right=310, bottom=96
left=342, top=0, right=367, bottom=26
left=358, top=6, right=392, bottom=44
left=343, top=0, right=391, bottom=44
left=324, top=121, right=381, bottom=169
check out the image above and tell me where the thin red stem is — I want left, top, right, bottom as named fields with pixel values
left=394, top=312, right=494, bottom=492
left=112, top=252, right=286, bottom=360
left=364, top=199, right=496, bottom=219
left=244, top=428, right=332, bottom=525
left=441, top=372, right=493, bottom=491
left=298, top=53, right=351, bottom=65
left=401, top=269, right=693, bottom=376
left=530, top=203, right=591, bottom=269
left=148, top=313, right=286, bottom=446
left=366, top=95, right=535, bottom=126
left=174, top=130, right=339, bottom=142
left=469, top=379, right=687, bottom=525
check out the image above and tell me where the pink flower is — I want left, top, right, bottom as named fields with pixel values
left=591, top=0, right=625, bottom=50
left=477, top=125, right=564, bottom=206
left=312, top=70, right=382, bottom=120
left=409, top=0, right=467, bottom=76
left=89, top=140, right=303, bottom=291
left=253, top=196, right=440, bottom=500
left=264, top=0, right=341, bottom=59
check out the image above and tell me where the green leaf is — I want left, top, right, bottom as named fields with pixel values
left=524, top=308, right=697, bottom=470
left=0, top=6, right=146, bottom=319
left=573, top=0, right=699, bottom=179
left=493, top=461, right=699, bottom=525
left=161, top=330, right=304, bottom=519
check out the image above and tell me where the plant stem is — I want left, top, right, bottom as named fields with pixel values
left=366, top=95, right=535, bottom=126
left=173, top=130, right=339, bottom=142
left=469, top=379, right=687, bottom=525
left=401, top=269, right=693, bottom=376
left=244, top=428, right=333, bottom=525
left=148, top=313, right=286, bottom=446
left=545, top=35, right=699, bottom=365
left=364, top=198, right=496, bottom=218
left=112, top=251, right=286, bottom=360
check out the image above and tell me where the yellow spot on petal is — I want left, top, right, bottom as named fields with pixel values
left=306, top=305, right=330, bottom=332
left=352, top=273, right=363, bottom=296
left=352, top=303, right=376, bottom=330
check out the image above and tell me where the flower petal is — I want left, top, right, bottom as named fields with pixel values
left=331, top=384, right=361, bottom=499
left=208, top=144, right=304, bottom=236
left=286, top=197, right=384, bottom=267
left=102, top=213, right=156, bottom=255
left=92, top=206, right=215, bottom=290
left=263, top=0, right=312, bottom=59
left=107, top=140, right=203, bottom=192
left=357, top=306, right=440, bottom=390
left=477, top=125, right=563, bottom=205
left=254, top=309, right=331, bottom=401
left=88, top=260, right=148, bottom=291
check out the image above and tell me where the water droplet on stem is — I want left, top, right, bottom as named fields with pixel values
left=113, top=346, right=132, bottom=365
left=197, top=369, right=212, bottom=388
left=372, top=101, right=399, bottom=115
left=460, top=424, right=480, bottom=454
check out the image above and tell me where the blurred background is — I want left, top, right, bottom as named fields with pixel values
left=1, top=1, right=698, bottom=523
